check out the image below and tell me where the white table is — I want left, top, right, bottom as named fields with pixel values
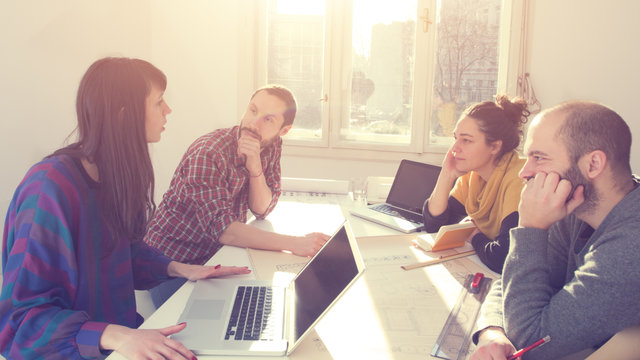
left=106, top=192, right=496, bottom=359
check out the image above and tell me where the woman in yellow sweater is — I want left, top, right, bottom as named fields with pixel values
left=423, top=95, right=530, bottom=273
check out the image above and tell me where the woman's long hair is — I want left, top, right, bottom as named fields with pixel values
left=52, top=57, right=166, bottom=242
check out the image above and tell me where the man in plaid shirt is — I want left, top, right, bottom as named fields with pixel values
left=144, top=85, right=330, bottom=307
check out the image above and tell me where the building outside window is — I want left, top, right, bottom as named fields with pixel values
left=261, top=0, right=506, bottom=155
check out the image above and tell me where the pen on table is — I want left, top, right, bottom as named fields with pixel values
left=507, top=335, right=551, bottom=360
left=401, top=250, right=476, bottom=270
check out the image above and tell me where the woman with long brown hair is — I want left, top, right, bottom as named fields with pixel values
left=0, top=57, right=249, bottom=359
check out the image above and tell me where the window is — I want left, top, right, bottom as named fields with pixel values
left=267, top=0, right=326, bottom=142
left=259, top=0, right=509, bottom=156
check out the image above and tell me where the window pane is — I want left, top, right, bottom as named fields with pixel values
left=267, top=0, right=325, bottom=140
left=343, top=0, right=417, bottom=145
left=430, top=0, right=502, bottom=145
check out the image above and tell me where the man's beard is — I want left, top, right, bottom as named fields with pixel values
left=562, top=163, right=599, bottom=215
left=240, top=126, right=279, bottom=148
left=240, top=126, right=262, bottom=141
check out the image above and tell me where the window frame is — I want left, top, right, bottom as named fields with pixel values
left=249, top=0, right=525, bottom=161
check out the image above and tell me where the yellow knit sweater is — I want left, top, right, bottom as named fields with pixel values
left=450, top=150, right=526, bottom=240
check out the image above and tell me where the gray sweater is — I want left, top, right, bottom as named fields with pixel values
left=475, top=177, right=640, bottom=359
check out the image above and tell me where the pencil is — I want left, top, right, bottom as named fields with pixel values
left=507, top=335, right=551, bottom=360
left=401, top=250, right=476, bottom=270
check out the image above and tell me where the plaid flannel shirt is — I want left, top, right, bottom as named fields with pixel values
left=144, top=126, right=282, bottom=264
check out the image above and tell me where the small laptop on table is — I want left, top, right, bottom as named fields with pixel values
left=349, top=159, right=441, bottom=233
left=171, top=221, right=366, bottom=356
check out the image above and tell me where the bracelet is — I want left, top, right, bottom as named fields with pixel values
left=250, top=170, right=263, bottom=178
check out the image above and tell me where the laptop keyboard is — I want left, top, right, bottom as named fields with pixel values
left=225, top=286, right=281, bottom=341
left=372, top=204, right=423, bottom=224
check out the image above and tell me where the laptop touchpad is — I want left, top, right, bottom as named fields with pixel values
left=187, top=299, right=225, bottom=320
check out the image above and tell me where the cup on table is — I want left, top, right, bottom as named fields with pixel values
left=350, top=177, right=368, bottom=205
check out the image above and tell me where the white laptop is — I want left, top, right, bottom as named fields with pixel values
left=350, top=159, right=441, bottom=233
left=171, top=221, right=366, bottom=356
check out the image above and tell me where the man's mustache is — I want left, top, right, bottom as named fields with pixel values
left=240, top=126, right=262, bottom=141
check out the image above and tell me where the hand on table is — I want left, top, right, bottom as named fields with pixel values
left=103, top=323, right=197, bottom=360
left=168, top=261, right=251, bottom=281
left=290, top=232, right=331, bottom=257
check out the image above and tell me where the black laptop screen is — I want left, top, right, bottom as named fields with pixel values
left=291, top=225, right=359, bottom=342
left=386, top=160, right=441, bottom=213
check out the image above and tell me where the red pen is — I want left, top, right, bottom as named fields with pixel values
left=507, top=335, right=550, bottom=360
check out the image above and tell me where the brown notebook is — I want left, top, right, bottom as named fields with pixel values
left=413, top=222, right=476, bottom=252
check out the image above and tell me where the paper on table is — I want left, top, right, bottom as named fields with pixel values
left=247, top=248, right=309, bottom=285
left=281, top=177, right=349, bottom=194
left=246, top=233, right=493, bottom=360
left=314, top=233, right=493, bottom=360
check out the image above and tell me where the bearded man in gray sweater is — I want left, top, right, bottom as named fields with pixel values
left=470, top=101, right=640, bottom=359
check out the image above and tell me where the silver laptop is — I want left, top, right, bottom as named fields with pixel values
left=171, top=221, right=366, bottom=356
left=350, top=159, right=441, bottom=233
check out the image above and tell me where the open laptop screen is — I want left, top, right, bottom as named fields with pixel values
left=386, top=160, right=441, bottom=213
left=291, top=225, right=360, bottom=343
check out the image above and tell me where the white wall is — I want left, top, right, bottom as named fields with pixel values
left=148, top=1, right=244, bottom=202
left=526, top=0, right=640, bottom=172
left=0, top=3, right=152, bottom=173
left=1, top=0, right=151, bottom=241
left=0, top=1, right=244, bottom=241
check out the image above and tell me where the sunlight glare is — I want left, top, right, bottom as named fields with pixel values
left=271, top=270, right=297, bottom=286
left=424, top=265, right=464, bottom=310
left=315, top=278, right=392, bottom=358
left=352, top=0, right=418, bottom=58
left=276, top=0, right=325, bottom=15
